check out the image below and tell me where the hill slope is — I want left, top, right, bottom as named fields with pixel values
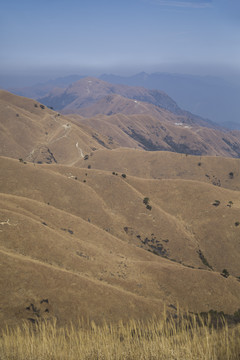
left=37, top=78, right=240, bottom=158
left=2, top=88, right=240, bottom=160
left=39, top=77, right=182, bottom=115
left=75, top=148, right=240, bottom=191
left=1, top=156, right=240, bottom=327
left=0, top=90, right=117, bottom=165
left=72, top=112, right=240, bottom=157
left=100, top=72, right=240, bottom=128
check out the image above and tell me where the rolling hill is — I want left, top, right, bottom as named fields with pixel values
left=73, top=112, right=240, bottom=157
left=1, top=155, right=240, bottom=328
left=37, top=77, right=240, bottom=158
left=0, top=90, right=117, bottom=165
left=9, top=71, right=240, bottom=129
left=38, top=77, right=182, bottom=115
left=0, top=88, right=240, bottom=329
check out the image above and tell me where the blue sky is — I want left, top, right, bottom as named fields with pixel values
left=1, top=0, right=240, bottom=85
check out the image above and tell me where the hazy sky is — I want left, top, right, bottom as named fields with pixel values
left=1, top=0, right=240, bottom=85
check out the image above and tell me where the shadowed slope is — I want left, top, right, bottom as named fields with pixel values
left=73, top=112, right=240, bottom=157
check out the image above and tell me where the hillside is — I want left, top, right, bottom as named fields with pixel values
left=0, top=89, right=240, bottom=329
left=0, top=155, right=240, bottom=328
left=71, top=112, right=240, bottom=157
left=9, top=72, right=240, bottom=130
left=2, top=89, right=240, bottom=160
left=38, top=77, right=183, bottom=116
left=74, top=148, right=240, bottom=191
left=0, top=90, right=116, bottom=165
left=100, top=72, right=240, bottom=129
left=37, top=77, right=240, bottom=158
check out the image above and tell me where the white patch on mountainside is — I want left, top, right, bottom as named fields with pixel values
left=76, top=142, right=84, bottom=158
left=174, top=122, right=191, bottom=129
left=0, top=219, right=17, bottom=231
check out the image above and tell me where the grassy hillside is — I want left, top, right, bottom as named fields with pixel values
left=0, top=90, right=112, bottom=165
left=71, top=112, right=240, bottom=157
left=1, top=312, right=240, bottom=360
left=75, top=148, right=240, bottom=191
left=1, top=156, right=240, bottom=328
left=0, top=91, right=240, bottom=335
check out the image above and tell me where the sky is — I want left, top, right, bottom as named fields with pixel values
left=1, top=0, right=240, bottom=86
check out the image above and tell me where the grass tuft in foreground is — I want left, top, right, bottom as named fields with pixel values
left=1, top=311, right=240, bottom=360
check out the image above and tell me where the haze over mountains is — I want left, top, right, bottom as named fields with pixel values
left=2, top=80, right=240, bottom=159
left=100, top=72, right=240, bottom=130
left=0, top=81, right=240, bottom=328
left=9, top=72, right=240, bottom=130
left=36, top=77, right=240, bottom=158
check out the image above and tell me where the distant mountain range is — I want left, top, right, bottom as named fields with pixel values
left=38, top=77, right=212, bottom=126
left=2, top=80, right=240, bottom=159
left=9, top=72, right=240, bottom=129
left=100, top=72, right=240, bottom=129
left=9, top=74, right=85, bottom=99
left=36, top=77, right=240, bottom=158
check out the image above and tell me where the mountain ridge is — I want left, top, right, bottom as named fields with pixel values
left=8, top=71, right=240, bottom=129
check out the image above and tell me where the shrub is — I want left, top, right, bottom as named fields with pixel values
left=197, top=249, right=213, bottom=269
left=121, top=174, right=126, bottom=178
left=235, top=221, right=240, bottom=227
left=39, top=104, right=45, bottom=109
left=221, top=269, right=230, bottom=278
left=146, top=204, right=152, bottom=211
left=88, top=165, right=91, bottom=169
left=212, top=200, right=220, bottom=207
left=229, top=172, right=234, bottom=179
left=143, top=197, right=149, bottom=205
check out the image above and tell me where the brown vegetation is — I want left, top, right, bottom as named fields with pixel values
left=0, top=89, right=240, bottom=347
left=1, top=155, right=240, bottom=328
left=1, top=311, right=240, bottom=360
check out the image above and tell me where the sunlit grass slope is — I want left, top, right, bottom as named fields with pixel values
left=1, top=312, right=240, bottom=360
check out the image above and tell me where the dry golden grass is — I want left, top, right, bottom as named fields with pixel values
left=0, top=90, right=109, bottom=165
left=1, top=156, right=240, bottom=328
left=75, top=147, right=240, bottom=191
left=1, top=311, right=240, bottom=360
